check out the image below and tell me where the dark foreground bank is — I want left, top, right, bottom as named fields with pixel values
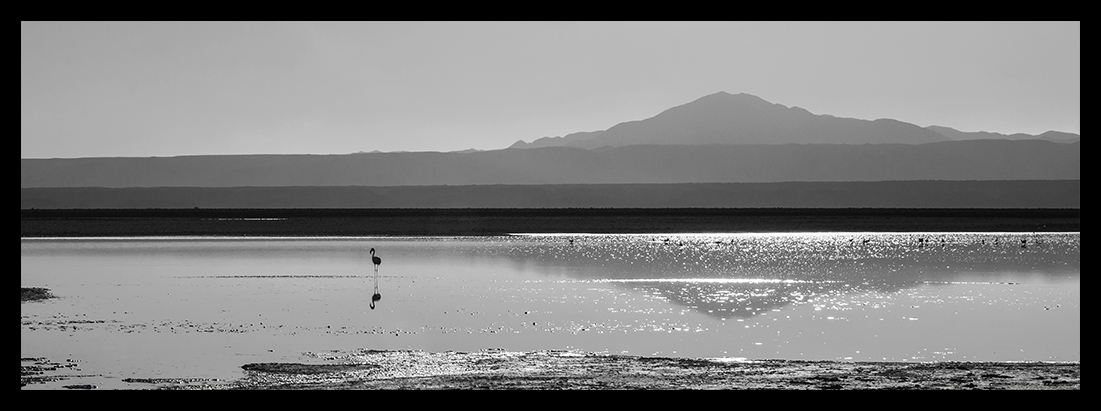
left=21, top=350, right=1080, bottom=390
left=20, top=208, right=1080, bottom=237
left=20, top=287, right=54, bottom=302
left=231, top=352, right=1080, bottom=390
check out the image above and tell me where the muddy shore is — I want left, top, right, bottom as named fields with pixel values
left=208, top=350, right=1083, bottom=390
left=21, top=350, right=1081, bottom=390
left=21, top=287, right=55, bottom=302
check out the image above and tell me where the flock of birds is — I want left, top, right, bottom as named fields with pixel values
left=364, top=234, right=1037, bottom=308
left=561, top=235, right=1036, bottom=248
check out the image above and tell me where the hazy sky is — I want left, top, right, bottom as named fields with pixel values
left=21, top=21, right=1080, bottom=159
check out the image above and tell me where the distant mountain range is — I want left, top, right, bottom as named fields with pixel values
left=20, top=91, right=1080, bottom=209
left=509, top=92, right=1079, bottom=149
left=20, top=180, right=1081, bottom=209
left=21, top=139, right=1079, bottom=188
left=924, top=125, right=1080, bottom=144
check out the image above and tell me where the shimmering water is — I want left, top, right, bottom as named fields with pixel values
left=21, top=233, right=1079, bottom=389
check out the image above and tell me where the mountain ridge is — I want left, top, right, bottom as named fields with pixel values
left=21, top=180, right=1081, bottom=209
left=510, top=92, right=1079, bottom=149
left=21, top=139, right=1080, bottom=188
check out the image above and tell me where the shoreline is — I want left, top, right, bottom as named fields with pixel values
left=223, top=348, right=1081, bottom=390
left=21, top=208, right=1080, bottom=237
left=22, top=275, right=1082, bottom=390
left=22, top=350, right=1081, bottom=390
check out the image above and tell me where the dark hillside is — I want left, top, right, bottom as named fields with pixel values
left=21, top=180, right=1079, bottom=209
left=21, top=140, right=1080, bottom=188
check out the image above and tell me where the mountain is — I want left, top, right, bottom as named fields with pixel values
left=21, top=140, right=1079, bottom=188
left=511, top=92, right=951, bottom=148
left=510, top=92, right=1078, bottom=149
left=20, top=90, right=1080, bottom=209
left=510, top=131, right=604, bottom=149
left=926, top=125, right=1080, bottom=143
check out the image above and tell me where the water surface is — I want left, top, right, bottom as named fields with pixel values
left=21, top=233, right=1079, bottom=389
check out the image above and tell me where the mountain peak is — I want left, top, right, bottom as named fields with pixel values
left=509, top=91, right=1039, bottom=149
left=694, top=91, right=770, bottom=104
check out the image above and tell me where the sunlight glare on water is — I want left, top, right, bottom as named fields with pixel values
left=21, top=232, right=1079, bottom=388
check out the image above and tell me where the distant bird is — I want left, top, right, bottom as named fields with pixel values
left=370, top=248, right=382, bottom=271
left=369, top=248, right=382, bottom=309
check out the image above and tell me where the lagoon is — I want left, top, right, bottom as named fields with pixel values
left=21, top=232, right=1079, bottom=389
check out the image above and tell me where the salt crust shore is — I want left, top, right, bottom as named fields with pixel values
left=22, top=350, right=1080, bottom=390
left=224, top=350, right=1081, bottom=390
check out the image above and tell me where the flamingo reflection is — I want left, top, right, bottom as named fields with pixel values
left=370, top=248, right=382, bottom=309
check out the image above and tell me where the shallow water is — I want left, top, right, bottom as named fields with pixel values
left=21, top=233, right=1079, bottom=389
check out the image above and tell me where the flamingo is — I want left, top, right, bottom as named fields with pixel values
left=370, top=248, right=382, bottom=270
left=369, top=248, right=382, bottom=309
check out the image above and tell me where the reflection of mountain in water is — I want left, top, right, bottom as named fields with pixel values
left=487, top=233, right=1080, bottom=320
left=597, top=278, right=844, bottom=320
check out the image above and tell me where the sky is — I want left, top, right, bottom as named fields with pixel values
left=21, top=21, right=1080, bottom=159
